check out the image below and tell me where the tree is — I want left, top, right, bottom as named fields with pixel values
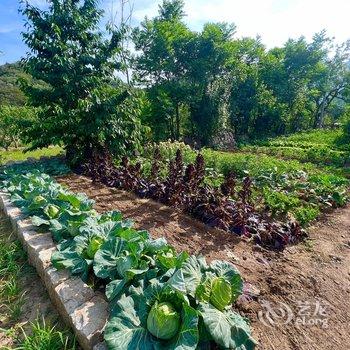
left=228, top=33, right=350, bottom=138
left=186, top=22, right=237, bottom=145
left=20, top=0, right=143, bottom=166
left=309, top=37, right=350, bottom=128
left=133, top=0, right=192, bottom=140
left=0, top=105, right=36, bottom=150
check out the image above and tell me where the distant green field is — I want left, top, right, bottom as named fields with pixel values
left=240, top=129, right=350, bottom=173
left=0, top=146, right=64, bottom=165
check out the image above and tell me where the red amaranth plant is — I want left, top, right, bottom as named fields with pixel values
left=82, top=148, right=306, bottom=250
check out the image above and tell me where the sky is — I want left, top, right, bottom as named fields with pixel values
left=1, top=0, right=350, bottom=65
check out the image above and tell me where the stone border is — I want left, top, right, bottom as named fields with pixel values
left=0, top=191, right=108, bottom=350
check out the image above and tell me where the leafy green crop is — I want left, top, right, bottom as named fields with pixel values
left=147, top=301, right=181, bottom=340
left=2, top=172, right=256, bottom=349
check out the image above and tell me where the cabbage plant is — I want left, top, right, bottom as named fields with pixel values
left=168, top=256, right=256, bottom=349
left=147, top=302, right=180, bottom=340
left=104, top=282, right=199, bottom=350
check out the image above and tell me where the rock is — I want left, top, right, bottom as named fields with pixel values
left=70, top=296, right=108, bottom=350
left=329, top=255, right=342, bottom=262
left=53, top=278, right=95, bottom=318
left=256, top=256, right=270, bottom=266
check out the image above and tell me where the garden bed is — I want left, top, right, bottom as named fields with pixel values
left=1, top=164, right=350, bottom=349
left=0, top=190, right=108, bottom=350
left=58, top=174, right=350, bottom=350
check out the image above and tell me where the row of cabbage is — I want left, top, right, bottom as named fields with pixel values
left=1, top=171, right=257, bottom=350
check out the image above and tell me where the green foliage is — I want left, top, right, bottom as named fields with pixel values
left=0, top=222, right=25, bottom=324
left=241, top=128, right=350, bottom=172
left=0, top=213, right=75, bottom=349
left=133, top=2, right=350, bottom=144
left=13, top=319, right=77, bottom=350
left=133, top=1, right=236, bottom=145
left=2, top=172, right=255, bottom=349
left=343, top=116, right=350, bottom=140
left=140, top=141, right=349, bottom=226
left=0, top=62, right=30, bottom=106
left=20, top=0, right=144, bottom=165
left=262, top=188, right=303, bottom=218
left=293, top=206, right=320, bottom=226
left=0, top=105, right=36, bottom=150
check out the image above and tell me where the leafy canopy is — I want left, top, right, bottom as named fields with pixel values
left=20, top=0, right=144, bottom=165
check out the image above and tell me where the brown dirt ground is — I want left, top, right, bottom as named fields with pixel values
left=57, top=174, right=350, bottom=350
left=0, top=213, right=77, bottom=349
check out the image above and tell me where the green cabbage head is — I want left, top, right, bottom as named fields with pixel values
left=147, top=302, right=180, bottom=340
left=44, top=204, right=60, bottom=219
left=33, top=195, right=46, bottom=204
left=86, top=237, right=104, bottom=259
left=210, top=277, right=232, bottom=311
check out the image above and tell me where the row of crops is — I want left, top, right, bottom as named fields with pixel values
left=0, top=170, right=257, bottom=350
left=82, top=141, right=348, bottom=249
left=143, top=142, right=349, bottom=223
left=243, top=128, right=350, bottom=170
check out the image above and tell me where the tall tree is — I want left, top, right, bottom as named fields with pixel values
left=20, top=0, right=143, bottom=165
left=186, top=22, right=237, bottom=145
left=309, top=36, right=350, bottom=128
left=133, top=0, right=192, bottom=140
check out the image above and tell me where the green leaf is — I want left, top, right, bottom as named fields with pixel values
left=51, top=249, right=90, bottom=281
left=195, top=279, right=212, bottom=303
left=105, top=295, right=157, bottom=350
left=162, top=303, right=199, bottom=350
left=198, top=303, right=256, bottom=349
left=157, top=249, right=189, bottom=270
left=169, top=256, right=206, bottom=297
left=98, top=210, right=123, bottom=223
left=145, top=238, right=168, bottom=254
left=106, top=279, right=127, bottom=301
left=93, top=236, right=126, bottom=279
left=209, top=260, right=243, bottom=302
left=31, top=215, right=50, bottom=227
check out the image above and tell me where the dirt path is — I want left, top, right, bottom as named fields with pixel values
left=58, top=174, right=350, bottom=350
left=0, top=213, right=65, bottom=348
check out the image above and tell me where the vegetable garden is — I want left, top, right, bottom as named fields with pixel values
left=1, top=134, right=349, bottom=349
left=1, top=0, right=350, bottom=348
left=0, top=167, right=257, bottom=349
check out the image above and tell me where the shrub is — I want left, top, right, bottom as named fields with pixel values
left=0, top=105, right=36, bottom=150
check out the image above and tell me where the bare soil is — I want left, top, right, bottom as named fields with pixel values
left=58, top=174, right=350, bottom=350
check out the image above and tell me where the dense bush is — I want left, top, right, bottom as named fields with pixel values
left=0, top=105, right=36, bottom=150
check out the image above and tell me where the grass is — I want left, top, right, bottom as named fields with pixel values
left=241, top=128, right=350, bottom=173
left=0, top=146, right=64, bottom=165
left=0, top=213, right=77, bottom=349
left=10, top=319, right=77, bottom=350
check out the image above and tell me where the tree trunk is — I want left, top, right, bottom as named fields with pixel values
left=175, top=102, right=180, bottom=140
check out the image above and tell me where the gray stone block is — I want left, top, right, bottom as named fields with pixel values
left=26, top=233, right=55, bottom=269
left=53, top=277, right=95, bottom=319
left=70, top=296, right=109, bottom=350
